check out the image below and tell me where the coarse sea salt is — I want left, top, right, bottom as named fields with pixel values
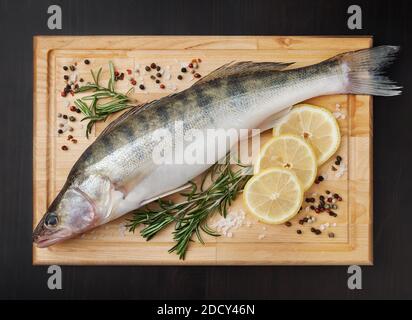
left=212, top=209, right=246, bottom=237
left=258, top=234, right=266, bottom=240
left=335, top=163, right=347, bottom=178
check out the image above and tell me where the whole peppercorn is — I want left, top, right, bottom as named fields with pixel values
left=145, top=66, right=151, bottom=72
left=71, top=139, right=78, bottom=144
left=69, top=65, right=75, bottom=71
left=177, top=75, right=183, bottom=80
left=150, top=75, right=156, bottom=80
left=62, top=115, right=68, bottom=119
left=285, top=221, right=292, bottom=227
left=61, top=145, right=68, bottom=151
left=156, top=66, right=161, bottom=71
left=67, top=135, right=73, bottom=140
left=84, top=59, right=90, bottom=65
left=328, top=232, right=335, bottom=238
left=79, top=78, right=84, bottom=82
left=69, top=116, right=76, bottom=122
left=194, top=73, right=201, bottom=78
left=131, top=79, right=137, bottom=86
left=150, top=63, right=156, bottom=69
left=63, top=66, right=68, bottom=71
left=61, top=91, right=67, bottom=97
left=155, top=79, right=160, bottom=84
left=297, top=230, right=302, bottom=235
left=70, top=105, right=77, bottom=112
left=160, top=84, right=165, bottom=89
left=318, top=175, right=324, bottom=182
left=156, top=72, right=162, bottom=78
left=57, top=129, right=63, bottom=134
left=64, top=75, right=69, bottom=80
left=181, top=67, right=187, bottom=73
left=188, top=63, right=194, bottom=68
left=336, top=155, right=342, bottom=162
left=139, top=84, right=145, bottom=90
left=76, top=108, right=81, bottom=113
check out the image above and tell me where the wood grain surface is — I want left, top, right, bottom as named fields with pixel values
left=33, top=36, right=373, bottom=265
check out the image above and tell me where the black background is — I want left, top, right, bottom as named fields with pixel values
left=0, top=0, right=411, bottom=300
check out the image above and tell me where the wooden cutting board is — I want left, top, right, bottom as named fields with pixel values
left=33, top=36, right=373, bottom=265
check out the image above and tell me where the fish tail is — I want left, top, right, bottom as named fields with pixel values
left=339, top=45, right=402, bottom=96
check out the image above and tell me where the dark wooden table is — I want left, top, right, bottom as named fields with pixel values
left=0, top=0, right=411, bottom=299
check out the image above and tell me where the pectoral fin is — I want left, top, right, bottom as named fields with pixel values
left=140, top=183, right=192, bottom=206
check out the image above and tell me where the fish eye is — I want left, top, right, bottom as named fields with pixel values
left=44, top=213, right=59, bottom=228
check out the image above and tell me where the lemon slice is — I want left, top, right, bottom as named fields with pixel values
left=254, top=135, right=317, bottom=191
left=243, top=168, right=303, bottom=224
left=273, top=104, right=341, bottom=165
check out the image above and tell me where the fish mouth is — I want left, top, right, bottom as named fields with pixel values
left=33, top=227, right=73, bottom=248
left=34, top=235, right=66, bottom=248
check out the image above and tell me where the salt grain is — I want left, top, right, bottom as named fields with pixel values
left=258, top=234, right=266, bottom=240
left=335, top=163, right=347, bottom=178
left=212, top=210, right=246, bottom=238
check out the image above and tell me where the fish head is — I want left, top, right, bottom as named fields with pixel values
left=33, top=187, right=98, bottom=248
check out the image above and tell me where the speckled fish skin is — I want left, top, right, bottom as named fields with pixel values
left=33, top=46, right=400, bottom=247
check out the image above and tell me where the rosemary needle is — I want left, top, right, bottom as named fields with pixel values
left=126, top=156, right=253, bottom=260
left=74, top=61, right=136, bottom=138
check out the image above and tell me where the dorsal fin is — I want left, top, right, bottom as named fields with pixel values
left=195, top=61, right=294, bottom=85
left=98, top=100, right=158, bottom=137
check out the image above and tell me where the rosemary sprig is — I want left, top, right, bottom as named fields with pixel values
left=126, top=156, right=253, bottom=259
left=74, top=61, right=136, bottom=138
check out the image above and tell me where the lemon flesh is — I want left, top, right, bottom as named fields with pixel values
left=274, top=104, right=341, bottom=165
left=243, top=168, right=303, bottom=224
left=254, top=135, right=317, bottom=191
